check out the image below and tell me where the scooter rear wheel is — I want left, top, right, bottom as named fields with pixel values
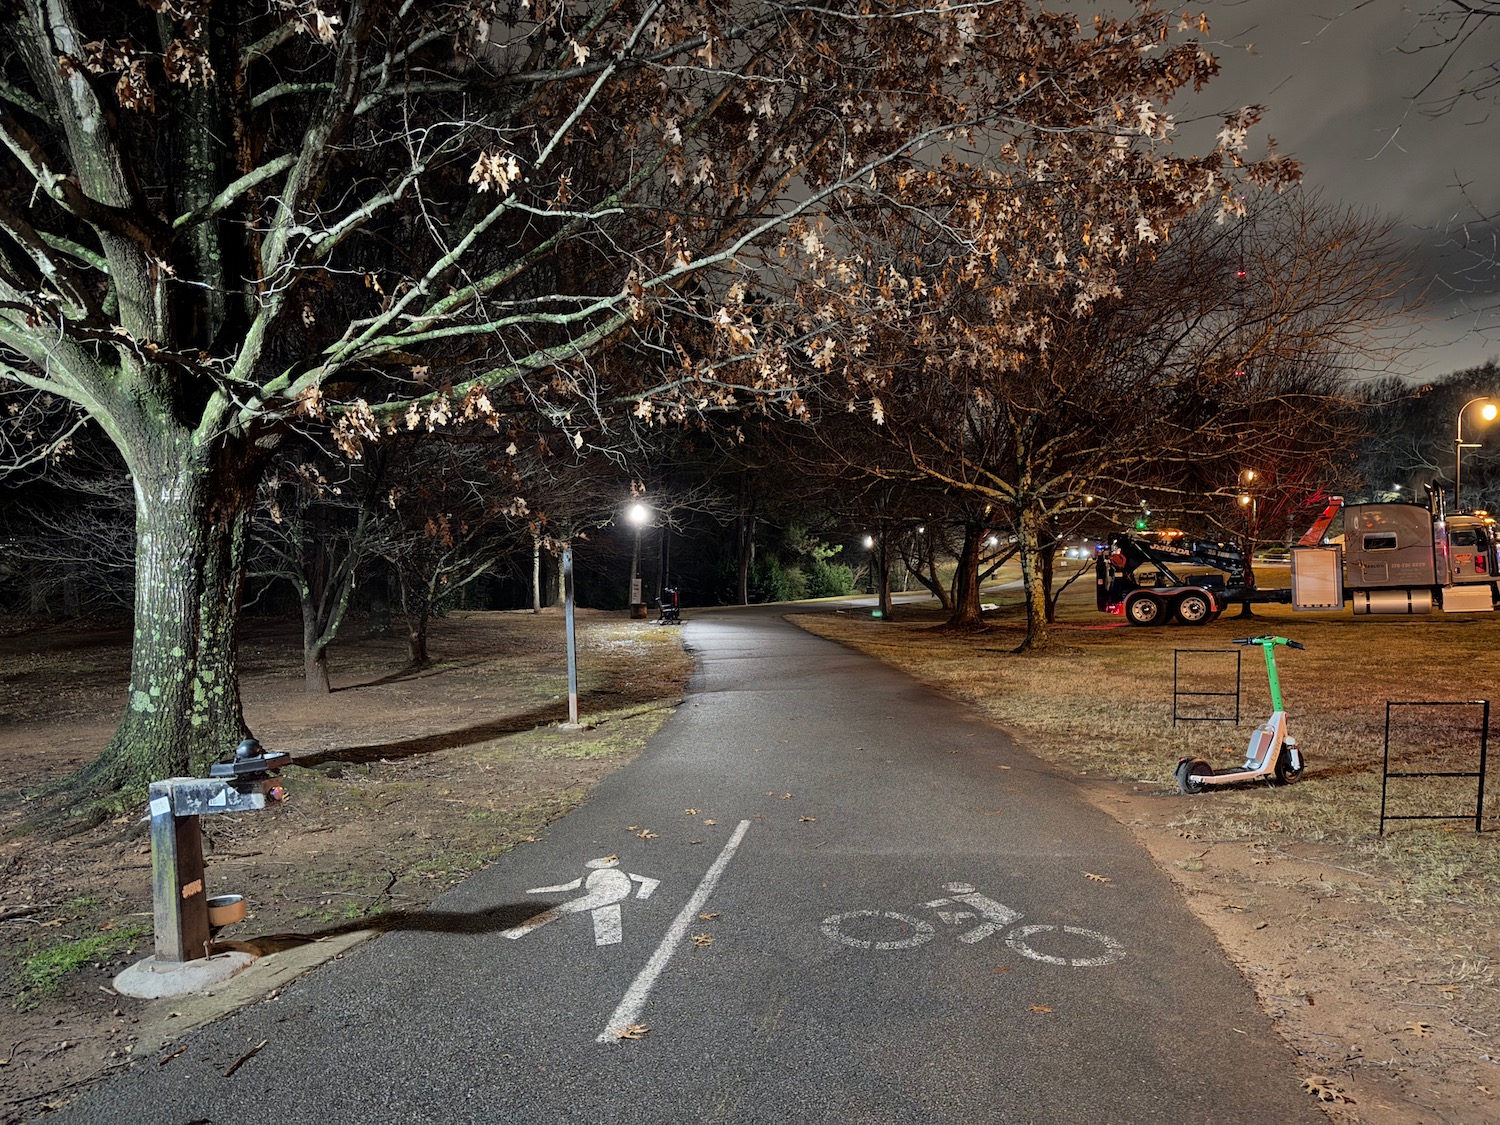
left=1175, top=758, right=1210, bottom=795
left=1274, top=747, right=1304, bottom=785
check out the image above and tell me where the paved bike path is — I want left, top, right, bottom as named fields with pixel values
left=59, top=608, right=1318, bottom=1123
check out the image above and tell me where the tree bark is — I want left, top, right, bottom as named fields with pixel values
left=876, top=536, right=894, bottom=621
left=66, top=433, right=256, bottom=811
left=1016, top=503, right=1050, bottom=651
left=945, top=523, right=985, bottom=628
left=532, top=533, right=543, bottom=613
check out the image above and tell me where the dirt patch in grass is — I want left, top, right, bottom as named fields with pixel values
left=795, top=578, right=1500, bottom=1125
left=0, top=609, right=690, bottom=1121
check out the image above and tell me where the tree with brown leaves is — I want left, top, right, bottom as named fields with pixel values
left=1, top=0, right=1295, bottom=810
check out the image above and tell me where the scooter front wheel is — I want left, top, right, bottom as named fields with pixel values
left=1175, top=758, right=1210, bottom=795
left=1274, top=747, right=1304, bottom=785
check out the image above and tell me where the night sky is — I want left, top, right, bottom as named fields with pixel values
left=1182, top=0, right=1500, bottom=383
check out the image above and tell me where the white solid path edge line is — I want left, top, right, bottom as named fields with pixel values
left=597, top=818, right=752, bottom=1043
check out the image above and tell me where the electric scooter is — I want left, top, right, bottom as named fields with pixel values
left=1175, top=636, right=1306, bottom=794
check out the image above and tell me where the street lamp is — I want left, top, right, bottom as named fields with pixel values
left=1455, top=397, right=1498, bottom=511
left=627, top=502, right=649, bottom=618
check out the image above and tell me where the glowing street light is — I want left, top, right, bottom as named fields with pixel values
left=627, top=502, right=650, bottom=618
left=1456, top=397, right=1498, bottom=511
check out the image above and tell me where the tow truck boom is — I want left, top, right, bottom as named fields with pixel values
left=1095, top=532, right=1290, bottom=626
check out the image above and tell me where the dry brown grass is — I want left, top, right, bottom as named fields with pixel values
left=794, top=565, right=1500, bottom=928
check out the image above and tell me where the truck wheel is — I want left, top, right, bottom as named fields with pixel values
left=1174, top=592, right=1213, bottom=625
left=1274, top=747, right=1304, bottom=784
left=1125, top=593, right=1164, bottom=626
left=1175, top=758, right=1209, bottom=794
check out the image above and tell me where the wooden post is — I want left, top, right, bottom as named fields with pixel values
left=148, top=781, right=210, bottom=963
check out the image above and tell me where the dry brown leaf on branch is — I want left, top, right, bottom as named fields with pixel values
left=1301, top=1076, right=1354, bottom=1103
left=616, top=1024, right=650, bottom=1041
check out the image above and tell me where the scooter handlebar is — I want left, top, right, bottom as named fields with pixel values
left=1231, top=636, right=1305, bottom=650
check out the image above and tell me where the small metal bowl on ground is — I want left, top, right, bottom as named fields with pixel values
left=206, top=894, right=246, bottom=927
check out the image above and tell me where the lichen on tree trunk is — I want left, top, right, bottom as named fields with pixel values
left=62, top=431, right=256, bottom=817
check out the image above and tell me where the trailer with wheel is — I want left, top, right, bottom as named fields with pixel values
left=1094, top=531, right=1289, bottom=626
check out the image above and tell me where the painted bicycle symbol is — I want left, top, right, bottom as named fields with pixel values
left=821, top=881, right=1125, bottom=968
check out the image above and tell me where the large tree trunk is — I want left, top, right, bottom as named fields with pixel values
left=945, top=523, right=986, bottom=628
left=303, top=612, right=333, bottom=693
left=1016, top=503, right=1050, bottom=651
left=408, top=610, right=431, bottom=666
left=66, top=434, right=256, bottom=814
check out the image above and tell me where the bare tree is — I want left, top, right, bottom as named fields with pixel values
left=251, top=444, right=387, bottom=692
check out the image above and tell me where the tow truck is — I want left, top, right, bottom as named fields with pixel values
left=1094, top=530, right=1289, bottom=626
left=1096, top=493, right=1500, bottom=624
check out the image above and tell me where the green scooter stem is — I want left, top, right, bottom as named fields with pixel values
left=1262, top=643, right=1283, bottom=713
left=1232, top=636, right=1302, bottom=713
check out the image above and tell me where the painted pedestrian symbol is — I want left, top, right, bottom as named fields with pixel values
left=502, top=857, right=660, bottom=946
left=821, top=880, right=1126, bottom=967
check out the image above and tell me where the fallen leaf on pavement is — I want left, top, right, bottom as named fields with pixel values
left=698, top=912, right=719, bottom=921
left=1028, top=1005, right=1053, bottom=1014
left=800, top=816, right=816, bottom=823
left=691, top=933, right=714, bottom=947
left=684, top=809, right=698, bottom=815
left=617, top=1024, right=650, bottom=1040
left=1083, top=872, right=1110, bottom=883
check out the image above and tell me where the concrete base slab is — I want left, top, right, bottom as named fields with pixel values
left=114, top=950, right=258, bottom=1000
left=127, top=930, right=376, bottom=1057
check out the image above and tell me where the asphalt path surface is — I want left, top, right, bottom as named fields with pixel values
left=59, top=606, right=1318, bottom=1124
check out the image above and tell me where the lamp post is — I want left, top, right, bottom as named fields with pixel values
left=1237, top=470, right=1258, bottom=618
left=627, top=502, right=649, bottom=619
left=1455, top=397, right=1498, bottom=512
